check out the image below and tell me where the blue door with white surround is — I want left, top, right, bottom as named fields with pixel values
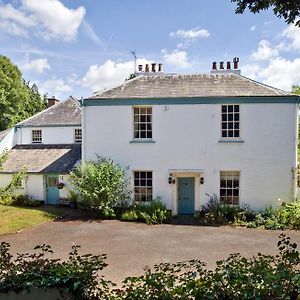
left=178, top=177, right=195, bottom=215
left=46, top=175, right=59, bottom=205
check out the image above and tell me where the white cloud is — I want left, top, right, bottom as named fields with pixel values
left=21, top=58, right=50, bottom=74
left=0, top=0, right=85, bottom=41
left=0, top=20, right=28, bottom=37
left=170, top=27, right=210, bottom=40
left=162, top=50, right=190, bottom=68
left=39, top=78, right=72, bottom=97
left=82, top=20, right=106, bottom=49
left=82, top=58, right=152, bottom=92
left=250, top=25, right=256, bottom=31
left=251, top=40, right=279, bottom=61
left=282, top=24, right=300, bottom=51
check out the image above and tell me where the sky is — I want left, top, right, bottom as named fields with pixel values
left=0, top=0, right=299, bottom=100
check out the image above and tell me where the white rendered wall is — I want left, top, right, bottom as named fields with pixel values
left=83, top=103, right=298, bottom=212
left=17, top=126, right=81, bottom=144
left=0, top=174, right=45, bottom=201
left=0, top=128, right=17, bottom=153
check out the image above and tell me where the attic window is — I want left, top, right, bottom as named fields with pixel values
left=74, top=128, right=82, bottom=143
left=32, top=130, right=42, bottom=144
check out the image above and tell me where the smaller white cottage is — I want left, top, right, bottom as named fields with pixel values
left=0, top=97, right=81, bottom=204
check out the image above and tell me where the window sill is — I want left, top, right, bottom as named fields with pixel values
left=130, top=140, right=156, bottom=144
left=218, top=139, right=244, bottom=143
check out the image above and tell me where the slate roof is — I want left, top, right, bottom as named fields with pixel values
left=0, top=144, right=81, bottom=174
left=88, top=73, right=293, bottom=99
left=0, top=128, right=11, bottom=143
left=17, top=96, right=81, bottom=127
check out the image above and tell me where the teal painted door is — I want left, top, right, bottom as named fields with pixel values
left=46, top=175, right=59, bottom=205
left=178, top=177, right=195, bottom=215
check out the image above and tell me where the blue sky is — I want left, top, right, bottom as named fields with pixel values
left=0, top=0, right=299, bottom=100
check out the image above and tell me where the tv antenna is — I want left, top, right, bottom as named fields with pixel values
left=131, top=50, right=137, bottom=74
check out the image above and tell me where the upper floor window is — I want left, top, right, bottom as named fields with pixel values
left=133, top=107, right=152, bottom=139
left=32, top=130, right=42, bottom=143
left=221, top=105, right=240, bottom=138
left=134, top=171, right=153, bottom=202
left=220, top=171, right=240, bottom=205
left=74, top=128, right=82, bottom=143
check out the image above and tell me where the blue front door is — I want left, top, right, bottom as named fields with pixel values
left=178, top=177, right=195, bottom=215
left=46, top=175, right=59, bottom=205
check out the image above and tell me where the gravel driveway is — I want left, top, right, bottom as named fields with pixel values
left=1, top=220, right=300, bottom=284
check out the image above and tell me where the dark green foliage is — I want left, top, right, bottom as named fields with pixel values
left=0, top=242, right=112, bottom=300
left=113, top=234, right=300, bottom=299
left=0, top=56, right=46, bottom=131
left=292, top=85, right=300, bottom=95
left=70, top=156, right=131, bottom=212
left=0, top=194, right=41, bottom=207
left=231, top=0, right=300, bottom=26
left=121, top=198, right=170, bottom=224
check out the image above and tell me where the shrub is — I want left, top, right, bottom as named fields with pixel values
left=0, top=194, right=41, bottom=207
left=70, top=156, right=131, bottom=212
left=121, top=198, right=170, bottom=224
left=0, top=242, right=112, bottom=299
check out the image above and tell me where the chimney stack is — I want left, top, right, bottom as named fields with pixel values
left=233, top=57, right=239, bottom=69
left=212, top=62, right=217, bottom=70
left=47, top=96, right=59, bottom=108
left=151, top=63, right=156, bottom=73
left=220, top=62, right=224, bottom=69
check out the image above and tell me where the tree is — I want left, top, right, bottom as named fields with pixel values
left=292, top=85, right=300, bottom=95
left=0, top=55, right=46, bottom=131
left=231, top=0, right=300, bottom=27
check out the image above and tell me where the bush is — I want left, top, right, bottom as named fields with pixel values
left=0, top=242, right=112, bottom=299
left=0, top=194, right=41, bottom=207
left=121, top=198, right=170, bottom=224
left=113, top=234, right=300, bottom=300
left=70, top=156, right=131, bottom=212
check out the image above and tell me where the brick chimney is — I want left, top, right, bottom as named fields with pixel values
left=47, top=96, right=59, bottom=108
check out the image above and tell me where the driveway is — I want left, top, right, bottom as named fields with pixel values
left=1, top=220, right=300, bottom=284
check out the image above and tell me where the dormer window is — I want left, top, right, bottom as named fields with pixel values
left=32, top=130, right=42, bottom=143
left=74, top=128, right=82, bottom=143
left=133, top=107, right=152, bottom=139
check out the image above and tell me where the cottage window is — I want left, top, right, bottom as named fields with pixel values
left=221, top=105, right=240, bottom=138
left=220, top=171, right=240, bottom=205
left=15, top=177, right=24, bottom=189
left=133, top=107, right=152, bottom=139
left=32, top=130, right=42, bottom=143
left=134, top=171, right=153, bottom=202
left=74, top=128, right=82, bottom=143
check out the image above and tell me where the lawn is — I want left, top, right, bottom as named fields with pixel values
left=0, top=205, right=63, bottom=235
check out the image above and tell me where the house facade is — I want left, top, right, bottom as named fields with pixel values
left=0, top=97, right=81, bottom=204
left=82, top=69, right=299, bottom=213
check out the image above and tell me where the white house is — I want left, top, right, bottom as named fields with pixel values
left=0, top=97, right=81, bottom=204
left=82, top=62, right=299, bottom=214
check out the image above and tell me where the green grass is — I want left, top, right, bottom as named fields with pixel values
left=0, top=205, right=64, bottom=235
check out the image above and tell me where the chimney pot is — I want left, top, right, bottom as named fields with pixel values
left=158, top=63, right=163, bottom=72
left=145, top=64, right=149, bottom=73
left=227, top=61, right=231, bottom=69
left=138, top=64, right=143, bottom=72
left=151, top=63, right=156, bottom=73
left=233, top=57, right=239, bottom=69
left=212, top=62, right=217, bottom=70
left=47, top=97, right=59, bottom=108
left=220, top=62, right=224, bottom=69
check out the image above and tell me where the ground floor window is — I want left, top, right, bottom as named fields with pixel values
left=220, top=171, right=240, bottom=205
left=134, top=171, right=152, bottom=202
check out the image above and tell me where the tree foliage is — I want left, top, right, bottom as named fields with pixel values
left=231, top=0, right=300, bottom=27
left=292, top=85, right=300, bottom=95
left=0, top=55, right=46, bottom=131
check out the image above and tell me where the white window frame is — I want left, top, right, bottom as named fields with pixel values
left=220, top=171, right=240, bottom=205
left=74, top=128, right=82, bottom=143
left=133, top=170, right=153, bottom=202
left=32, top=129, right=42, bottom=144
left=221, top=104, right=240, bottom=139
left=15, top=177, right=25, bottom=189
left=133, top=106, right=153, bottom=140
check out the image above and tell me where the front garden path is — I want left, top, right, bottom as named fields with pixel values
left=1, top=218, right=299, bottom=284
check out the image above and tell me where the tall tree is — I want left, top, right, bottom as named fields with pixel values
left=0, top=55, right=46, bottom=131
left=292, top=85, right=300, bottom=95
left=231, top=0, right=300, bottom=26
